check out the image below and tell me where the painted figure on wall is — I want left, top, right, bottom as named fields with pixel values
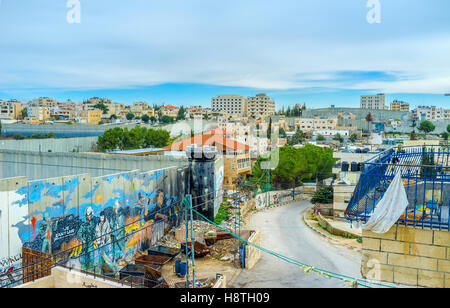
left=39, top=213, right=53, bottom=254
left=95, top=211, right=114, bottom=275
left=110, top=200, right=125, bottom=263
left=76, top=206, right=97, bottom=271
left=145, top=189, right=169, bottom=247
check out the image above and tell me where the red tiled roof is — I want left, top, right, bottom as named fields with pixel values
left=160, top=105, right=179, bottom=110
left=203, top=128, right=232, bottom=136
left=164, top=134, right=250, bottom=151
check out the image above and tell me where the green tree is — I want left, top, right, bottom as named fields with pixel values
left=176, top=106, right=186, bottom=121
left=311, top=186, right=333, bottom=204
left=144, top=128, right=171, bottom=148
left=279, top=127, right=287, bottom=138
left=97, top=127, right=124, bottom=151
left=417, top=120, right=435, bottom=138
left=251, top=145, right=338, bottom=189
left=21, top=108, right=28, bottom=119
left=126, top=113, right=135, bottom=121
left=288, top=129, right=303, bottom=145
left=93, top=103, right=109, bottom=115
left=349, top=133, right=358, bottom=143
left=447, top=124, right=450, bottom=134
left=109, top=114, right=118, bottom=121
left=316, top=134, right=325, bottom=141
left=441, top=132, right=449, bottom=143
left=160, top=115, right=174, bottom=124
left=149, top=116, right=157, bottom=124
left=141, top=114, right=150, bottom=123
left=267, top=118, right=272, bottom=139
left=333, top=133, right=344, bottom=144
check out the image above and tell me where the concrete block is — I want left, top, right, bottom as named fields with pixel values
left=434, top=230, right=450, bottom=247
left=363, top=238, right=381, bottom=251
left=437, top=259, right=450, bottom=273
left=388, top=253, right=437, bottom=271
left=363, top=227, right=396, bottom=240
left=418, top=270, right=444, bottom=288
left=396, top=227, right=433, bottom=245
left=381, top=240, right=409, bottom=255
left=362, top=250, right=388, bottom=265
left=410, top=243, right=446, bottom=260
left=393, top=267, right=418, bottom=286
left=361, top=263, right=394, bottom=283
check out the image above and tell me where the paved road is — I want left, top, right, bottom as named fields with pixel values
left=232, top=200, right=363, bottom=288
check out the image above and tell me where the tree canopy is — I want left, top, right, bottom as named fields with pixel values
left=250, top=145, right=338, bottom=189
left=287, top=129, right=303, bottom=146
left=417, top=120, right=435, bottom=136
left=97, top=126, right=171, bottom=152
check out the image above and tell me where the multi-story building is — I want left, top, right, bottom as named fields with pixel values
left=413, top=106, right=450, bottom=121
left=211, top=95, right=247, bottom=116
left=186, top=106, right=211, bottom=119
left=390, top=100, right=410, bottom=112
left=159, top=105, right=179, bottom=118
left=25, top=105, right=51, bottom=123
left=32, top=97, right=58, bottom=108
left=76, top=109, right=102, bottom=125
left=360, top=94, right=386, bottom=110
left=130, top=102, right=155, bottom=118
left=0, top=100, right=22, bottom=120
left=246, top=94, right=276, bottom=118
left=294, top=117, right=338, bottom=132
left=211, top=93, right=276, bottom=118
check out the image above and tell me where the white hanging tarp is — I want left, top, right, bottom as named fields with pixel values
left=362, top=171, right=409, bottom=234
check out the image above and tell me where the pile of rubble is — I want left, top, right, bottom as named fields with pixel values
left=208, top=239, right=236, bottom=261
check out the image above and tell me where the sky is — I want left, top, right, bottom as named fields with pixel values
left=0, top=0, right=450, bottom=109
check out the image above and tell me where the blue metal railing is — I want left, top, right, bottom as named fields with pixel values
left=345, top=145, right=450, bottom=230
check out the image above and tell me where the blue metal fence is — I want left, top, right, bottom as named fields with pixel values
left=345, top=145, right=450, bottom=230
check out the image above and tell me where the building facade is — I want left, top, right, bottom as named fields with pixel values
left=246, top=94, right=276, bottom=118
left=390, top=100, right=410, bottom=112
left=413, top=106, right=450, bottom=121
left=360, top=94, right=386, bottom=110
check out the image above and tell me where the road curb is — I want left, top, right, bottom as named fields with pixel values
left=303, top=209, right=362, bottom=253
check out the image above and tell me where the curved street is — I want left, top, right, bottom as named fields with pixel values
left=232, top=200, right=363, bottom=288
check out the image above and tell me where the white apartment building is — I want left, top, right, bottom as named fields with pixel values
left=295, top=118, right=338, bottom=132
left=246, top=94, right=276, bottom=118
left=360, top=94, right=386, bottom=110
left=313, top=129, right=350, bottom=137
left=0, top=100, right=22, bottom=120
left=414, top=106, right=450, bottom=121
left=211, top=95, right=247, bottom=116
left=211, top=93, right=276, bottom=118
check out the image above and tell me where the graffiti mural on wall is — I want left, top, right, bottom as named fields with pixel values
left=0, top=167, right=187, bottom=278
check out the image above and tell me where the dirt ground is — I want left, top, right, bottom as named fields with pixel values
left=161, top=255, right=242, bottom=287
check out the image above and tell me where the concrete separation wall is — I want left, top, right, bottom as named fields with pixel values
left=0, top=166, right=188, bottom=287
left=0, top=149, right=188, bottom=180
left=0, top=137, right=98, bottom=153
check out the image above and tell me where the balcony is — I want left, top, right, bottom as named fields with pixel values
left=345, top=145, right=450, bottom=230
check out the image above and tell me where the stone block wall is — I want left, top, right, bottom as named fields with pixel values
left=362, top=225, right=450, bottom=288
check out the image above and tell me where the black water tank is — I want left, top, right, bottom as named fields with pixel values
left=351, top=161, right=359, bottom=172
left=341, top=161, right=349, bottom=172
